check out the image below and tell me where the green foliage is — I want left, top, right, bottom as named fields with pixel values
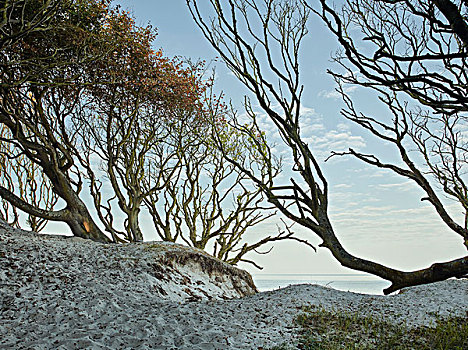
left=270, top=307, right=468, bottom=350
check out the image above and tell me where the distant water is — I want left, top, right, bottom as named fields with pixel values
left=252, top=274, right=391, bottom=295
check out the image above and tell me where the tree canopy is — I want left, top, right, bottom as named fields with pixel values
left=0, top=0, right=300, bottom=267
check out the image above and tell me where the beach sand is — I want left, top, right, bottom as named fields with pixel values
left=1, top=221, right=467, bottom=349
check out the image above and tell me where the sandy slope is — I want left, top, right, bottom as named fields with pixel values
left=0, top=222, right=467, bottom=349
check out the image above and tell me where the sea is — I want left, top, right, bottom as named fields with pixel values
left=252, top=273, right=391, bottom=295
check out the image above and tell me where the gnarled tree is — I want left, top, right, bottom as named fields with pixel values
left=72, top=14, right=203, bottom=243
left=0, top=125, right=58, bottom=231
left=0, top=0, right=130, bottom=242
left=144, top=95, right=313, bottom=267
left=187, top=0, right=468, bottom=293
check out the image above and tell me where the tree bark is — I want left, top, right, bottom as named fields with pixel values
left=431, top=0, right=468, bottom=47
left=0, top=181, right=110, bottom=243
left=126, top=206, right=143, bottom=242
left=64, top=207, right=110, bottom=243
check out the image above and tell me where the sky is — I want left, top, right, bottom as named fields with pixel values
left=48, top=0, right=467, bottom=278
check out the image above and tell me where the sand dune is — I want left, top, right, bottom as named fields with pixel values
left=1, top=221, right=466, bottom=349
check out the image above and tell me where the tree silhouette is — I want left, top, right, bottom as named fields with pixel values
left=187, top=0, right=468, bottom=293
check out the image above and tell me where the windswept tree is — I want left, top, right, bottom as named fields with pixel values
left=72, top=13, right=205, bottom=243
left=187, top=0, right=468, bottom=293
left=316, top=0, right=468, bottom=245
left=1, top=1, right=69, bottom=232
left=1, top=0, right=293, bottom=261
left=0, top=0, right=135, bottom=242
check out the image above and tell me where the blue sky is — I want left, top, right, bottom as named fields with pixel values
left=95, top=0, right=468, bottom=277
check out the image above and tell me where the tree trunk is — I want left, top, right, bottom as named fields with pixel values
left=316, top=209, right=468, bottom=294
left=0, top=184, right=110, bottom=242
left=65, top=208, right=111, bottom=243
left=126, top=207, right=143, bottom=242
left=62, top=190, right=111, bottom=242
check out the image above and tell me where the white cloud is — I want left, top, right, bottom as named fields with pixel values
left=299, top=105, right=317, bottom=117
left=304, top=130, right=366, bottom=160
left=336, top=123, right=350, bottom=131
left=295, top=106, right=367, bottom=160
left=367, top=169, right=387, bottom=178
left=371, top=181, right=414, bottom=191
left=318, top=89, right=341, bottom=99
left=318, top=85, right=358, bottom=100
left=235, top=103, right=366, bottom=162
left=334, top=183, right=352, bottom=189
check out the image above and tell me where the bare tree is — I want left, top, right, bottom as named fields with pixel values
left=142, top=105, right=210, bottom=244
left=0, top=1, right=61, bottom=231
left=187, top=0, right=468, bottom=293
left=317, top=0, right=468, bottom=244
left=144, top=93, right=314, bottom=268
left=0, top=84, right=112, bottom=241
left=75, top=83, right=184, bottom=243
left=316, top=0, right=468, bottom=278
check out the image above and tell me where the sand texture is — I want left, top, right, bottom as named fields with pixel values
left=1, top=221, right=467, bottom=349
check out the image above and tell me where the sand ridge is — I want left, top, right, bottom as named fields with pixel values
left=1, top=221, right=467, bottom=349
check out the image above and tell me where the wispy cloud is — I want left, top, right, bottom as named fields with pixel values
left=370, top=181, right=414, bottom=191
left=304, top=130, right=366, bottom=160
left=318, top=85, right=358, bottom=100
left=240, top=103, right=366, bottom=162
left=334, top=183, right=352, bottom=189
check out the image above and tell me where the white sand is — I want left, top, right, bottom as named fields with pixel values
left=1, top=221, right=467, bottom=349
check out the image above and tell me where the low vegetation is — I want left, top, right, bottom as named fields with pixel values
left=270, top=306, right=468, bottom=350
